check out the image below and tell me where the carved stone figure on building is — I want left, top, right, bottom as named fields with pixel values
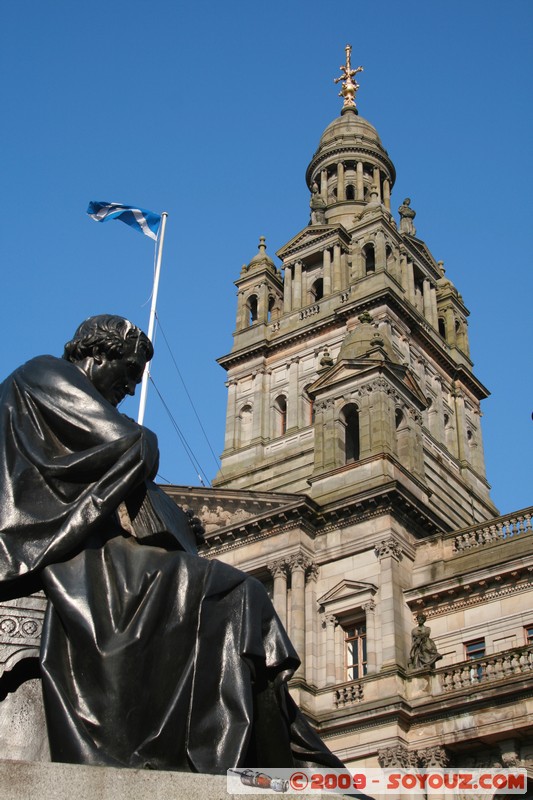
left=310, top=181, right=327, bottom=224
left=398, top=197, right=417, bottom=236
left=0, top=315, right=354, bottom=778
left=408, top=613, right=442, bottom=669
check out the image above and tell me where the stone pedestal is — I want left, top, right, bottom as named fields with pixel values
left=0, top=760, right=348, bottom=800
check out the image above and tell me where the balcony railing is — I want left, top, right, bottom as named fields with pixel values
left=333, top=681, right=364, bottom=707
left=453, top=507, right=532, bottom=552
left=439, top=645, right=533, bottom=692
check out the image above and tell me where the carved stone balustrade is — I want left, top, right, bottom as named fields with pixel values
left=453, top=507, right=532, bottom=552
left=439, top=645, right=533, bottom=692
left=333, top=681, right=363, bottom=707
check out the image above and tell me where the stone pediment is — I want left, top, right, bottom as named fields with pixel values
left=318, top=579, right=377, bottom=618
left=318, top=579, right=377, bottom=606
left=276, top=225, right=349, bottom=261
left=307, top=359, right=427, bottom=409
left=163, top=485, right=310, bottom=535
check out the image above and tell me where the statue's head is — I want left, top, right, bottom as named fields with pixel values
left=416, top=612, right=427, bottom=624
left=63, top=315, right=153, bottom=406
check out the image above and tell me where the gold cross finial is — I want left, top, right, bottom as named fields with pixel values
left=334, top=44, right=363, bottom=111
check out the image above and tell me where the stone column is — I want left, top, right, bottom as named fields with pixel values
left=312, top=400, right=326, bottom=472
left=444, top=306, right=457, bottom=346
left=305, top=564, right=319, bottom=685
left=322, top=248, right=332, bottom=296
left=373, top=166, right=381, bottom=202
left=337, top=162, right=345, bottom=202
left=407, top=259, right=416, bottom=304
left=471, top=408, right=487, bottom=475
left=356, top=161, right=364, bottom=201
left=453, top=388, right=469, bottom=466
left=375, top=231, right=386, bottom=271
left=399, top=251, right=409, bottom=295
left=283, top=263, right=292, bottom=313
left=292, top=260, right=303, bottom=310
left=236, top=290, right=247, bottom=330
left=375, top=538, right=405, bottom=668
left=251, top=370, right=265, bottom=441
left=430, top=285, right=438, bottom=329
left=223, top=380, right=238, bottom=451
left=320, top=168, right=328, bottom=202
left=432, top=375, right=445, bottom=443
left=422, top=278, right=433, bottom=322
left=324, top=614, right=337, bottom=686
left=287, top=358, right=299, bottom=431
left=332, top=244, right=342, bottom=292
left=257, top=280, right=268, bottom=323
left=267, top=559, right=288, bottom=628
left=289, top=554, right=310, bottom=675
left=351, top=241, right=363, bottom=281
left=363, top=600, right=377, bottom=673
left=382, top=178, right=391, bottom=210
left=335, top=622, right=344, bottom=684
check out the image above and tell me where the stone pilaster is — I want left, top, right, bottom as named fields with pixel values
left=375, top=537, right=405, bottom=668
left=267, top=559, right=289, bottom=628
left=288, top=553, right=312, bottom=675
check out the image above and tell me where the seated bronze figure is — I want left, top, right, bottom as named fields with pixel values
left=0, top=315, right=358, bottom=778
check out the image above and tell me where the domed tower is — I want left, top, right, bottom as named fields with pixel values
left=215, top=46, right=497, bottom=531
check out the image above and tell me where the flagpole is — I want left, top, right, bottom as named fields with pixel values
left=137, top=211, right=168, bottom=426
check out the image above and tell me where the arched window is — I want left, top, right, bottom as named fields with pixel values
left=363, top=244, right=375, bottom=274
left=274, top=395, right=287, bottom=437
left=267, top=295, right=276, bottom=322
left=438, top=317, right=446, bottom=338
left=247, top=295, right=258, bottom=325
left=309, top=278, right=323, bottom=303
left=346, top=184, right=355, bottom=200
left=341, top=403, right=360, bottom=463
left=238, top=404, right=253, bottom=446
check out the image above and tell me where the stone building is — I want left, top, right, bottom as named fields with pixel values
left=168, top=49, right=533, bottom=772
left=0, top=47, right=532, bottom=777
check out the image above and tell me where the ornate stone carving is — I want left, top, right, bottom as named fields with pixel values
left=375, top=537, right=404, bottom=561
left=306, top=563, right=320, bottom=583
left=288, top=553, right=312, bottom=572
left=418, top=745, right=449, bottom=768
left=378, top=744, right=416, bottom=769
left=267, top=559, right=289, bottom=579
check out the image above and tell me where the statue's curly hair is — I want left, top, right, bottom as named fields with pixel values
left=63, top=315, right=154, bottom=363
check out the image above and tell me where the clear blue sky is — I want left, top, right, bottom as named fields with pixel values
left=1, top=1, right=531, bottom=515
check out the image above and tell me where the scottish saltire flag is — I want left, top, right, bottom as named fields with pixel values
left=87, top=202, right=161, bottom=241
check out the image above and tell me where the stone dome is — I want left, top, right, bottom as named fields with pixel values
left=318, top=110, right=383, bottom=151
left=305, top=107, right=395, bottom=192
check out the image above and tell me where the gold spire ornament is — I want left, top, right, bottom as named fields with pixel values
left=334, top=44, right=363, bottom=111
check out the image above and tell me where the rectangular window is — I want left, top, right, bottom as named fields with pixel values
left=345, top=622, right=367, bottom=681
left=525, top=625, right=533, bottom=645
left=464, top=638, right=485, bottom=682
left=464, top=638, right=486, bottom=660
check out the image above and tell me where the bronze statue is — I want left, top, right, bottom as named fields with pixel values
left=408, top=613, right=442, bottom=670
left=0, top=315, right=370, bottom=782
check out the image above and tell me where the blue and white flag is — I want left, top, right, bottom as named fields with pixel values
left=87, top=201, right=161, bottom=241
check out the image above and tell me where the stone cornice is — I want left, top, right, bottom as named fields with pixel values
left=404, top=560, right=533, bottom=617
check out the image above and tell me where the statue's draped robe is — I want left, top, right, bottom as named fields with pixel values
left=0, top=356, right=344, bottom=773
